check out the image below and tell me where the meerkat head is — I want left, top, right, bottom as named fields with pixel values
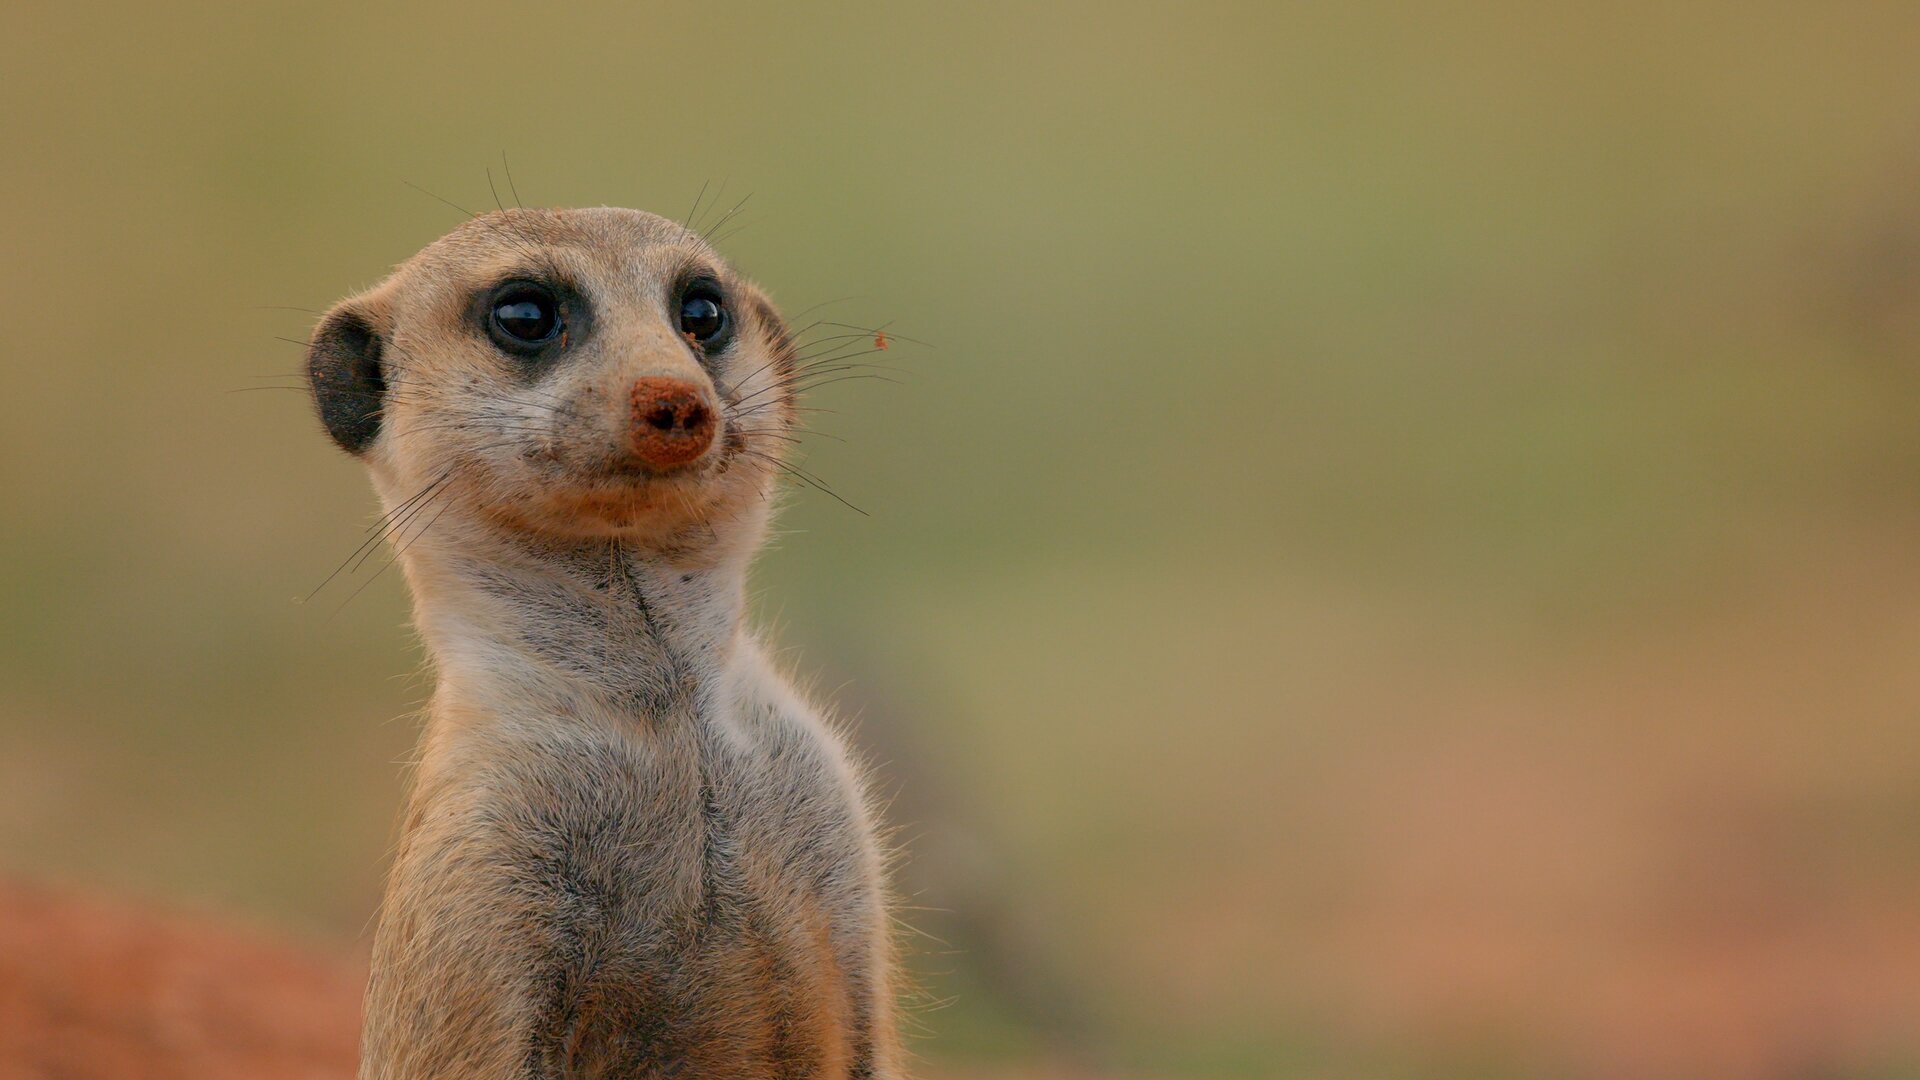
left=306, top=207, right=798, bottom=551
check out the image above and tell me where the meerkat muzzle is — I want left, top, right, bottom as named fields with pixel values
left=629, top=375, right=717, bottom=469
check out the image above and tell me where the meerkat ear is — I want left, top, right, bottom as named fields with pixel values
left=306, top=298, right=388, bottom=455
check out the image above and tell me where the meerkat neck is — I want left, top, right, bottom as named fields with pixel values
left=392, top=513, right=760, bottom=726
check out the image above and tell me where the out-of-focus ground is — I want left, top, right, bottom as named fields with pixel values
left=5, top=4, right=1920, bottom=1078
left=0, top=881, right=1099, bottom=1080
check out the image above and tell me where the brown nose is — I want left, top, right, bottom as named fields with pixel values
left=629, top=376, right=717, bottom=469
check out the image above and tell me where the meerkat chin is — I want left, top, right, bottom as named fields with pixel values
left=307, top=207, right=903, bottom=1079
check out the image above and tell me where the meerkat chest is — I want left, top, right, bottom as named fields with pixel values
left=484, top=699, right=865, bottom=912
left=473, top=700, right=877, bottom=1077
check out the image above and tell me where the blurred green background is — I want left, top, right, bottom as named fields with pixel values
left=7, top=3, right=1920, bottom=1077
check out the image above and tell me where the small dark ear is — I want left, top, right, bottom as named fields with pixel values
left=306, top=301, right=386, bottom=455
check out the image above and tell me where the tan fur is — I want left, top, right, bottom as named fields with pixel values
left=308, top=209, right=902, bottom=1079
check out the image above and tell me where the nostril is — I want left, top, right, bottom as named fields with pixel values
left=647, top=407, right=676, bottom=431
left=682, top=404, right=709, bottom=431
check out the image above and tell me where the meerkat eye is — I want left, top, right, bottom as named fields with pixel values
left=678, top=289, right=726, bottom=344
left=488, top=284, right=561, bottom=349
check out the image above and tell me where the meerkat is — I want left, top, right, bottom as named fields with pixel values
left=305, top=207, right=903, bottom=1079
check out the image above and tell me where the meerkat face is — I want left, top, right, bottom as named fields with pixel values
left=306, top=208, right=798, bottom=547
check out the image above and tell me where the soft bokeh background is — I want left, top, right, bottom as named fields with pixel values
left=7, top=3, right=1920, bottom=1077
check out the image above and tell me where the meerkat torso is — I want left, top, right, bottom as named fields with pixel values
left=306, top=208, right=901, bottom=1079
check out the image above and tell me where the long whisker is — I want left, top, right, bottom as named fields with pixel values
left=303, top=469, right=453, bottom=602
left=501, top=153, right=523, bottom=208
left=329, top=492, right=455, bottom=619
left=733, top=447, right=867, bottom=516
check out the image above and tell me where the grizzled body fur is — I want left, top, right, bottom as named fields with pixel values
left=305, top=208, right=901, bottom=1079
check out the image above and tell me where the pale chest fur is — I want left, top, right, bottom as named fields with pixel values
left=360, top=545, right=895, bottom=1080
